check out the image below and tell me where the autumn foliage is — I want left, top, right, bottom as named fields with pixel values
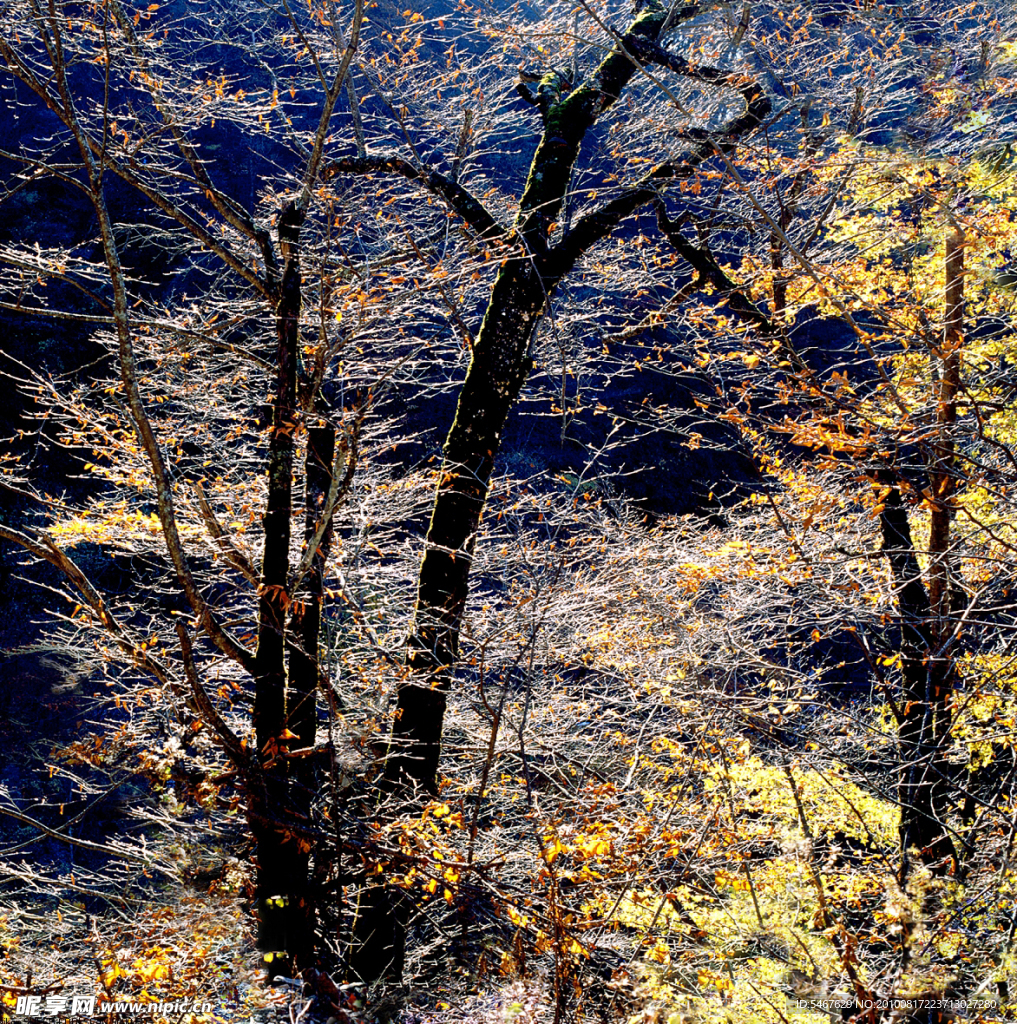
left=2, top=0, right=1017, bottom=1022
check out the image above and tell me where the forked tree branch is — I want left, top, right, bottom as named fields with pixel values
left=324, top=155, right=509, bottom=244
left=176, top=623, right=250, bottom=768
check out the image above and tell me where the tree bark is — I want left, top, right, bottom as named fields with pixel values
left=281, top=417, right=336, bottom=965
left=880, top=486, right=957, bottom=879
left=928, top=229, right=963, bottom=627
left=878, top=231, right=964, bottom=884
left=252, top=205, right=306, bottom=970
left=347, top=5, right=689, bottom=983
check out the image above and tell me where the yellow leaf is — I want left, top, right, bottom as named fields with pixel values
left=543, top=839, right=563, bottom=864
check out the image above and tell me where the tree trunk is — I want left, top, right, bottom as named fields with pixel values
left=383, top=257, right=545, bottom=795
left=351, top=2, right=772, bottom=981
left=349, top=252, right=547, bottom=984
left=928, top=229, right=963, bottom=634
left=253, top=205, right=307, bottom=971
left=351, top=12, right=676, bottom=985
left=382, top=0, right=685, bottom=800
left=879, top=230, right=964, bottom=883
left=283, top=416, right=336, bottom=966
left=880, top=487, right=956, bottom=879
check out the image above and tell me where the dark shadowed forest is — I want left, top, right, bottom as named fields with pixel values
left=2, top=0, right=1017, bottom=1021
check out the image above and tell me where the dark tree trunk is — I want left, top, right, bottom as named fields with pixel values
left=928, top=230, right=963, bottom=632
left=880, top=487, right=956, bottom=878
left=253, top=204, right=309, bottom=970
left=917, top=227, right=963, bottom=880
left=289, top=419, right=335, bottom=751
left=871, top=230, right=964, bottom=1024
left=349, top=883, right=407, bottom=983
left=878, top=232, right=964, bottom=885
left=351, top=1, right=771, bottom=982
left=351, top=243, right=547, bottom=986
left=383, top=0, right=690, bottom=800
left=283, top=417, right=336, bottom=965
left=384, top=258, right=545, bottom=795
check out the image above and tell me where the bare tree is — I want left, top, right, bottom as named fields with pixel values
left=0, top=0, right=372, bottom=973
left=316, top=0, right=770, bottom=980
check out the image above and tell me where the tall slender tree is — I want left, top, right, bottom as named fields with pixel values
left=330, top=3, right=766, bottom=784
left=333, top=0, right=770, bottom=979
left=0, top=0, right=366, bottom=972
